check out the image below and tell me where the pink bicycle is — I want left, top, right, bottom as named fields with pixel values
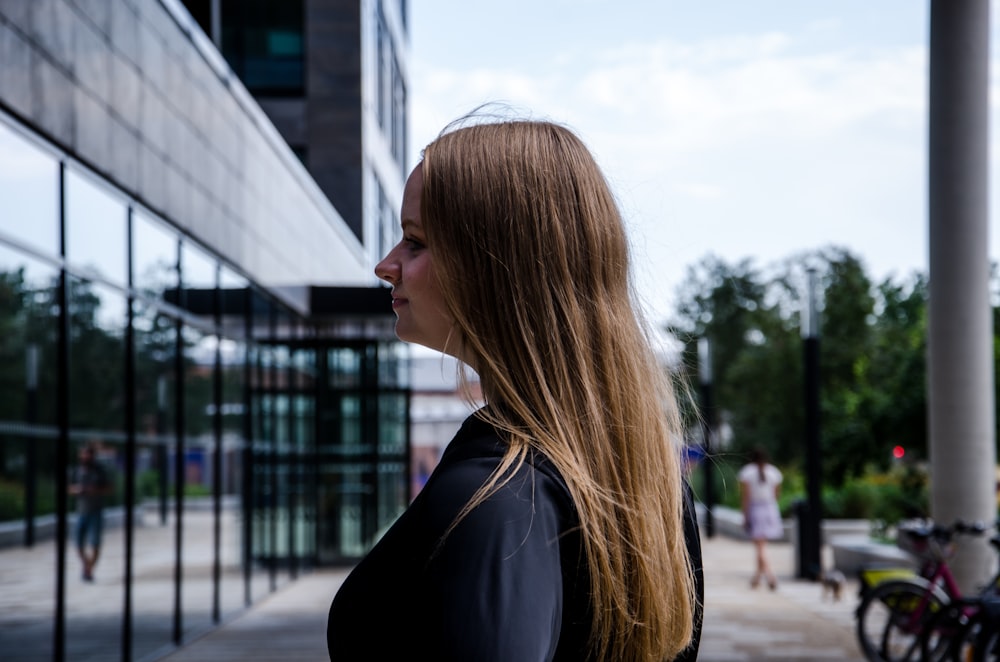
left=854, top=519, right=998, bottom=662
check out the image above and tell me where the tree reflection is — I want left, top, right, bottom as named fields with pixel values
left=0, top=269, right=218, bottom=521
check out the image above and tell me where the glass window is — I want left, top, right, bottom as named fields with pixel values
left=133, top=211, right=179, bottom=302
left=130, top=209, right=182, bottom=660
left=174, top=239, right=222, bottom=630
left=246, top=338, right=272, bottom=599
left=0, top=122, right=59, bottom=257
left=180, top=321, right=217, bottom=638
left=221, top=0, right=304, bottom=96
left=248, top=291, right=280, bottom=596
left=178, top=240, right=218, bottom=332
left=291, top=344, right=315, bottom=564
left=131, top=303, right=177, bottom=659
left=220, top=266, right=248, bottom=340
left=393, top=67, right=406, bottom=166
left=0, top=244, right=59, bottom=660
left=65, top=168, right=128, bottom=286
left=219, top=330, right=247, bottom=616
left=65, top=277, right=127, bottom=658
left=378, top=341, right=408, bottom=388
left=182, top=0, right=213, bottom=38
left=181, top=242, right=216, bottom=290
left=376, top=8, right=387, bottom=131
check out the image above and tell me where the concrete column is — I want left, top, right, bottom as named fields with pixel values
left=927, top=0, right=995, bottom=592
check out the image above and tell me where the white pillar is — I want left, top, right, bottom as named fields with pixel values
left=927, top=0, right=995, bottom=592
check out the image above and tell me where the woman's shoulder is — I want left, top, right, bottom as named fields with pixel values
left=426, top=412, right=573, bottom=513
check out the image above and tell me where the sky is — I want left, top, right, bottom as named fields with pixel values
left=407, top=1, right=1000, bottom=327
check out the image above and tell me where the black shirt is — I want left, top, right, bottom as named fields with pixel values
left=327, top=412, right=703, bottom=661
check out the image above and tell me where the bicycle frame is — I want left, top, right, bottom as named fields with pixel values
left=857, top=558, right=963, bottom=635
left=883, top=557, right=980, bottom=648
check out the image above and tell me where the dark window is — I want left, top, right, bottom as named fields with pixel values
left=221, top=0, right=305, bottom=96
left=182, top=0, right=213, bottom=37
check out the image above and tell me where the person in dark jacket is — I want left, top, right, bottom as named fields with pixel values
left=328, top=111, right=703, bottom=661
left=69, top=442, right=112, bottom=582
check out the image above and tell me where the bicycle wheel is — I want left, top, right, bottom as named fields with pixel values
left=974, top=627, right=1000, bottom=661
left=920, top=600, right=977, bottom=662
left=856, top=579, right=950, bottom=661
left=971, top=604, right=1000, bottom=662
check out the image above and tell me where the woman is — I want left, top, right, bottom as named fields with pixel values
left=327, top=115, right=703, bottom=661
left=738, top=447, right=784, bottom=590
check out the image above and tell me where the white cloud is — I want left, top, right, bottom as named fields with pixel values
left=410, top=21, right=994, bottom=323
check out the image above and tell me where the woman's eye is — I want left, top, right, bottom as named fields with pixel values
left=404, top=237, right=425, bottom=250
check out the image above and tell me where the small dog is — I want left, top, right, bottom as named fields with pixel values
left=820, top=569, right=847, bottom=602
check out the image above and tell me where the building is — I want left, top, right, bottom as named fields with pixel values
left=0, top=0, right=409, bottom=660
left=179, top=0, right=408, bottom=269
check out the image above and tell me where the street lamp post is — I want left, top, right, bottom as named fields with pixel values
left=799, top=268, right=822, bottom=580
left=698, top=337, right=715, bottom=539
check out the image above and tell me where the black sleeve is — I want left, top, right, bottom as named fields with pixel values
left=673, top=481, right=704, bottom=662
left=421, top=456, right=570, bottom=662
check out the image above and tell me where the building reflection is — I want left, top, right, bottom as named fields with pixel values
left=0, top=0, right=411, bottom=660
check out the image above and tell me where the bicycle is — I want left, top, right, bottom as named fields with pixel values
left=916, top=532, right=1000, bottom=662
left=916, top=589, right=1000, bottom=661
left=854, top=519, right=993, bottom=662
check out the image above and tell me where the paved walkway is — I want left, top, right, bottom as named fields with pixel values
left=698, top=535, right=864, bottom=661
left=160, top=534, right=867, bottom=662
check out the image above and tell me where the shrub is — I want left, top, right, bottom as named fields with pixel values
left=0, top=480, right=22, bottom=520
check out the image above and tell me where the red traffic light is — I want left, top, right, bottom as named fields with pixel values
left=892, top=445, right=905, bottom=460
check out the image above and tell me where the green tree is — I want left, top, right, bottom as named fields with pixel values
left=669, top=255, right=795, bottom=465
left=866, top=274, right=928, bottom=465
left=669, top=247, right=932, bottom=489
left=815, top=248, right=876, bottom=483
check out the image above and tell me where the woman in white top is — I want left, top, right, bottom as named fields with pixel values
left=738, top=447, right=783, bottom=589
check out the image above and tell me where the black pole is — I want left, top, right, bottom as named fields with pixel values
left=54, top=163, right=70, bottom=662
left=698, top=337, right=715, bottom=538
left=242, top=287, right=253, bottom=607
left=157, top=375, right=168, bottom=526
left=173, top=246, right=185, bottom=645
left=212, top=267, right=223, bottom=624
left=24, top=344, right=38, bottom=547
left=803, top=335, right=822, bottom=580
left=799, top=268, right=822, bottom=581
left=123, top=211, right=136, bottom=662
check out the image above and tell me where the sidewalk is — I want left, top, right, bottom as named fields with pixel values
left=698, top=535, right=864, bottom=661
left=161, top=534, right=867, bottom=662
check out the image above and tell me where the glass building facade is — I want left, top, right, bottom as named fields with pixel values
left=0, top=0, right=411, bottom=659
left=0, top=115, right=409, bottom=661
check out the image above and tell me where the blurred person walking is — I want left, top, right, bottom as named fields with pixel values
left=739, top=446, right=783, bottom=590
left=69, top=442, right=111, bottom=582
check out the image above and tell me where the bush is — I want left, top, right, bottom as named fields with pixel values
left=0, top=480, right=22, bottom=520
left=823, top=481, right=878, bottom=519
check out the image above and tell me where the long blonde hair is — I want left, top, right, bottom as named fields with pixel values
left=421, top=117, right=697, bottom=661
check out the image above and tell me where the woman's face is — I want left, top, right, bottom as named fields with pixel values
left=375, top=164, right=456, bottom=355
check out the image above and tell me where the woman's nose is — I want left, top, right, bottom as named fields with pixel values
left=375, top=254, right=399, bottom=284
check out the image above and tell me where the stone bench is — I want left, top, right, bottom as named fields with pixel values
left=829, top=534, right=917, bottom=577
